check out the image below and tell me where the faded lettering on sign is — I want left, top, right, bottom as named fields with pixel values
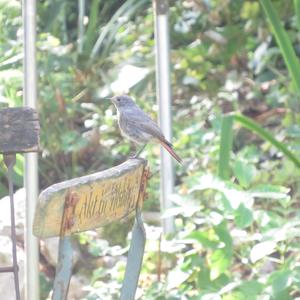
left=75, top=171, right=140, bottom=228
left=33, top=159, right=146, bottom=238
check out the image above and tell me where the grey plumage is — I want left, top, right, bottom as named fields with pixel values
left=111, top=95, right=182, bottom=163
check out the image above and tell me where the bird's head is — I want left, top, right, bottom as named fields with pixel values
left=111, top=95, right=136, bottom=109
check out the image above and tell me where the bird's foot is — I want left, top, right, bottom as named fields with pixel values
left=129, top=152, right=138, bottom=159
left=129, top=144, right=147, bottom=159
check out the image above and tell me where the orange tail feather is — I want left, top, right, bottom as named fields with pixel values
left=159, top=140, right=182, bottom=164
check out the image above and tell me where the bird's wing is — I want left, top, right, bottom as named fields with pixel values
left=125, top=108, right=166, bottom=141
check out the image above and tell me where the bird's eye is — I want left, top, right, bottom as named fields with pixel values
left=117, top=98, right=121, bottom=102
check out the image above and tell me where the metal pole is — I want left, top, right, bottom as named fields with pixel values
left=23, top=1, right=40, bottom=299
left=153, top=0, right=175, bottom=233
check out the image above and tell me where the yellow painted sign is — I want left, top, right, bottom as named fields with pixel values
left=33, top=159, right=147, bottom=238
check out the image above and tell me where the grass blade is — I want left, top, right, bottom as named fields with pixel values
left=89, top=0, right=148, bottom=62
left=260, top=0, right=300, bottom=94
left=233, top=113, right=300, bottom=168
left=84, top=0, right=101, bottom=53
left=218, top=115, right=234, bottom=180
left=294, top=0, right=300, bottom=32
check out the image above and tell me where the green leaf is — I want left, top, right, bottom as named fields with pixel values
left=250, top=241, right=277, bottom=263
left=238, top=280, right=264, bottom=297
left=234, top=203, right=253, bottom=229
left=206, top=222, right=233, bottom=280
left=187, top=231, right=219, bottom=248
left=196, top=267, right=212, bottom=289
left=209, top=249, right=231, bottom=280
left=269, top=270, right=292, bottom=294
left=223, top=292, right=246, bottom=300
left=249, top=184, right=290, bottom=199
left=214, top=222, right=233, bottom=250
left=201, top=293, right=222, bottom=300
left=190, top=174, right=253, bottom=210
left=233, top=160, right=256, bottom=188
left=167, top=269, right=190, bottom=290
left=272, top=290, right=293, bottom=300
left=241, top=1, right=260, bottom=19
left=161, top=194, right=199, bottom=218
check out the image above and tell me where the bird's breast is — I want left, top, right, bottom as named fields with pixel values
left=117, top=113, right=152, bottom=144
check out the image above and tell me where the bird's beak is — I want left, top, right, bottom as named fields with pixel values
left=110, top=96, right=118, bottom=104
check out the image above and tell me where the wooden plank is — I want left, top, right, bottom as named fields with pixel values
left=0, top=107, right=40, bottom=154
left=33, top=159, right=147, bottom=238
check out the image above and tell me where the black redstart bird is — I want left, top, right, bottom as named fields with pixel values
left=110, top=95, right=182, bottom=164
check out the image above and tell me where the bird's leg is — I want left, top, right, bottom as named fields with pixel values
left=129, top=143, right=137, bottom=158
left=132, top=144, right=147, bottom=158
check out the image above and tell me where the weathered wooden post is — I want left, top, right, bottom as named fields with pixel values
left=33, top=158, right=149, bottom=300
left=0, top=107, right=40, bottom=300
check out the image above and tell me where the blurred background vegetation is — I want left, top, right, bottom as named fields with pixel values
left=1, top=0, right=300, bottom=299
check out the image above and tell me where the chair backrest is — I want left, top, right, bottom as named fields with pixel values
left=0, top=107, right=40, bottom=300
left=33, top=158, right=149, bottom=300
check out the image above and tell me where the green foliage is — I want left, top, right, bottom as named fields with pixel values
left=260, top=0, right=300, bottom=94
left=233, top=112, right=300, bottom=168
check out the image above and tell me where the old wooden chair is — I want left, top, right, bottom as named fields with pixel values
left=33, top=158, right=149, bottom=300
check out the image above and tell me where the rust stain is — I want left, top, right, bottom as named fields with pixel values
left=60, top=191, right=80, bottom=236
